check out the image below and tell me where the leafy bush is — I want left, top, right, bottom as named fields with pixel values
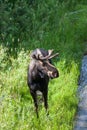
left=0, top=0, right=86, bottom=51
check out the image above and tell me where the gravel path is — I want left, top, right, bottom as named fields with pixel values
left=74, top=55, right=87, bottom=130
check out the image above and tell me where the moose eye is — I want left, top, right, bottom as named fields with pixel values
left=43, top=62, right=46, bottom=66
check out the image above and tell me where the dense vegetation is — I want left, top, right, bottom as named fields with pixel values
left=0, top=0, right=87, bottom=130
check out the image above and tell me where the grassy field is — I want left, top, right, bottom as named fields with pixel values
left=0, top=1, right=87, bottom=130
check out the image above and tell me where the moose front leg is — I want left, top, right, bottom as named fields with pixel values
left=30, top=90, right=39, bottom=118
left=43, top=90, right=49, bottom=115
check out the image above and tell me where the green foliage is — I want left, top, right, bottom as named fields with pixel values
left=0, top=0, right=86, bottom=51
left=0, top=46, right=78, bottom=130
left=0, top=0, right=87, bottom=130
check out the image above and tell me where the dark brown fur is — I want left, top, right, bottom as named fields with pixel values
left=27, top=48, right=59, bottom=117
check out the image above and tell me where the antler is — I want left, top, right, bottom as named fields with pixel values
left=48, top=53, right=59, bottom=59
left=31, top=49, right=59, bottom=60
left=38, top=50, right=59, bottom=60
left=38, top=49, right=53, bottom=60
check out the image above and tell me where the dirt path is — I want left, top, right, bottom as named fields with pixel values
left=74, top=55, right=87, bottom=130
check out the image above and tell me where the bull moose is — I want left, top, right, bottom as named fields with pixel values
left=27, top=48, right=59, bottom=117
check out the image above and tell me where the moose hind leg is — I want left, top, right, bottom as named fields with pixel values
left=30, top=90, right=39, bottom=118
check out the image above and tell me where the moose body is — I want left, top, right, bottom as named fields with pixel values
left=27, top=48, right=59, bottom=117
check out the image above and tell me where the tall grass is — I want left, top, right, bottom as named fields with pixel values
left=0, top=1, right=87, bottom=130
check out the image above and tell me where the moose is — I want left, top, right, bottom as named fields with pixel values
left=27, top=48, right=59, bottom=117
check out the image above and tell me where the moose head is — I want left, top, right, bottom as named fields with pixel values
left=30, top=48, right=59, bottom=79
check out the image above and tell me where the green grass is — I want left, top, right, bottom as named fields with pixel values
left=0, top=45, right=85, bottom=130
left=0, top=1, right=87, bottom=130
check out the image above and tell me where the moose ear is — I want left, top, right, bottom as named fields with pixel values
left=31, top=54, right=37, bottom=59
left=48, top=49, right=54, bottom=55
